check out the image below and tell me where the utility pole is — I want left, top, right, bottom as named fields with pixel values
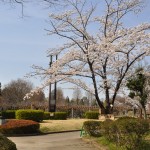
left=47, top=55, right=58, bottom=112
left=0, top=82, right=2, bottom=96
left=54, top=54, right=57, bottom=112
left=48, top=55, right=52, bottom=112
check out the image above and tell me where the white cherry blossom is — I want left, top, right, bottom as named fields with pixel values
left=27, top=0, right=150, bottom=114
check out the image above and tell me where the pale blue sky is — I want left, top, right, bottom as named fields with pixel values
left=0, top=0, right=150, bottom=98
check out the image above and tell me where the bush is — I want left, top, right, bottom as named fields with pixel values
left=43, top=112, right=50, bottom=120
left=102, top=117, right=149, bottom=150
left=117, top=117, right=149, bottom=149
left=101, top=119, right=116, bottom=142
left=42, top=112, right=68, bottom=120
left=83, top=121, right=102, bottom=137
left=85, top=111, right=99, bottom=119
left=0, top=120, right=40, bottom=134
left=53, top=112, right=67, bottom=120
left=0, top=133, right=17, bottom=150
left=16, top=109, right=44, bottom=122
left=2, top=110, right=16, bottom=119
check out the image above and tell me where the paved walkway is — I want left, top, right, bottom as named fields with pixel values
left=8, top=132, right=99, bottom=150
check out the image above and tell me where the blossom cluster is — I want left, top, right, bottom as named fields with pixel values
left=27, top=0, right=150, bottom=108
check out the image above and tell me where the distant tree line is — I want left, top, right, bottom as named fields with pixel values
left=0, top=78, right=45, bottom=108
left=0, top=78, right=98, bottom=108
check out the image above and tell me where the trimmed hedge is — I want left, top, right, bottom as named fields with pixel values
left=101, top=119, right=117, bottom=142
left=16, top=110, right=44, bottom=122
left=0, top=120, right=40, bottom=134
left=43, top=112, right=50, bottom=120
left=1, top=110, right=16, bottom=119
left=43, top=112, right=67, bottom=120
left=83, top=120, right=102, bottom=137
left=0, top=133, right=17, bottom=150
left=53, top=112, right=68, bottom=120
left=85, top=111, right=99, bottom=119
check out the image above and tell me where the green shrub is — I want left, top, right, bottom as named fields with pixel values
left=43, top=112, right=67, bottom=120
left=53, top=112, right=67, bottom=120
left=16, top=109, right=44, bottom=122
left=43, top=112, right=50, bottom=120
left=0, top=133, right=17, bottom=150
left=85, top=111, right=99, bottom=119
left=83, top=121, right=102, bottom=137
left=0, top=120, right=40, bottom=134
left=116, top=116, right=136, bottom=121
left=102, top=117, right=149, bottom=150
left=2, top=110, right=16, bottom=119
left=117, top=117, right=149, bottom=149
left=101, top=119, right=116, bottom=142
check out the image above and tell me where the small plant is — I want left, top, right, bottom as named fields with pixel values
left=0, top=119, right=40, bottom=134
left=83, top=120, right=102, bottom=137
left=85, top=111, right=99, bottom=119
left=16, top=109, right=44, bottom=122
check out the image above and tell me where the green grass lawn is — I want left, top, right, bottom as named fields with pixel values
left=40, top=119, right=88, bottom=133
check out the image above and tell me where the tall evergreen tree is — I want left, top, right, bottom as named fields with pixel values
left=126, top=68, right=149, bottom=119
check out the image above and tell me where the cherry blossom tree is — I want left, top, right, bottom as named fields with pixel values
left=1, top=0, right=60, bottom=5
left=28, top=0, right=150, bottom=114
left=1, top=0, right=61, bottom=16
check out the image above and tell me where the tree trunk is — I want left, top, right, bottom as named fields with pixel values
left=100, top=106, right=113, bottom=115
left=99, top=106, right=114, bottom=121
left=139, top=108, right=142, bottom=118
left=142, top=107, right=147, bottom=119
left=100, top=107, right=106, bottom=114
left=105, top=106, right=113, bottom=114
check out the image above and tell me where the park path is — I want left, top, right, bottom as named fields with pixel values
left=8, top=132, right=99, bottom=150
